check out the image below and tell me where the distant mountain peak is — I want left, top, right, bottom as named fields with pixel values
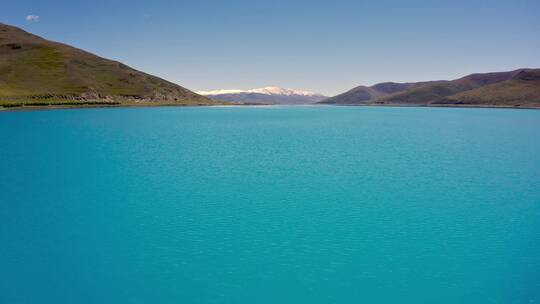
left=196, top=86, right=326, bottom=105
left=197, top=86, right=324, bottom=97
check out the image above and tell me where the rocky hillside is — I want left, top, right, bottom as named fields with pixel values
left=0, top=22, right=215, bottom=107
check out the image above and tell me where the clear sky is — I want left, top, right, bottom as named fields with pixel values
left=2, top=0, right=540, bottom=96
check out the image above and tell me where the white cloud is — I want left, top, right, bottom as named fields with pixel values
left=25, top=15, right=40, bottom=22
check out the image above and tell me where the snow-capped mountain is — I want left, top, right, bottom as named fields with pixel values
left=197, top=86, right=326, bottom=104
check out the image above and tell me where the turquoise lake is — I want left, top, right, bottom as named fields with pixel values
left=1, top=105, right=539, bottom=303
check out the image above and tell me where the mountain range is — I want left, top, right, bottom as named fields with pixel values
left=197, top=87, right=326, bottom=104
left=1, top=21, right=539, bottom=109
left=0, top=22, right=216, bottom=107
left=320, top=69, right=540, bottom=107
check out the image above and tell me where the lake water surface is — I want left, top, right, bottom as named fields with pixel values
left=1, top=106, right=539, bottom=303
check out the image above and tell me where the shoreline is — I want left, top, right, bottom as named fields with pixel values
left=329, top=103, right=540, bottom=110
left=1, top=102, right=539, bottom=112
left=0, top=102, right=236, bottom=112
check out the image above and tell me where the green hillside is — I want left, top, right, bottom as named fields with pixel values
left=0, top=22, right=216, bottom=108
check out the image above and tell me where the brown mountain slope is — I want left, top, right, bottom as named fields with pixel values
left=0, top=22, right=215, bottom=107
left=437, top=69, right=540, bottom=106
left=321, top=69, right=540, bottom=107
left=320, top=81, right=441, bottom=104
left=378, top=69, right=526, bottom=104
left=320, top=85, right=387, bottom=104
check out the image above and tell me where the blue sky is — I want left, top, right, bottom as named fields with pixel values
left=2, top=0, right=540, bottom=95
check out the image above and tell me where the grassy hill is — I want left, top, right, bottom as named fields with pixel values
left=320, top=69, right=540, bottom=107
left=0, top=22, right=216, bottom=108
